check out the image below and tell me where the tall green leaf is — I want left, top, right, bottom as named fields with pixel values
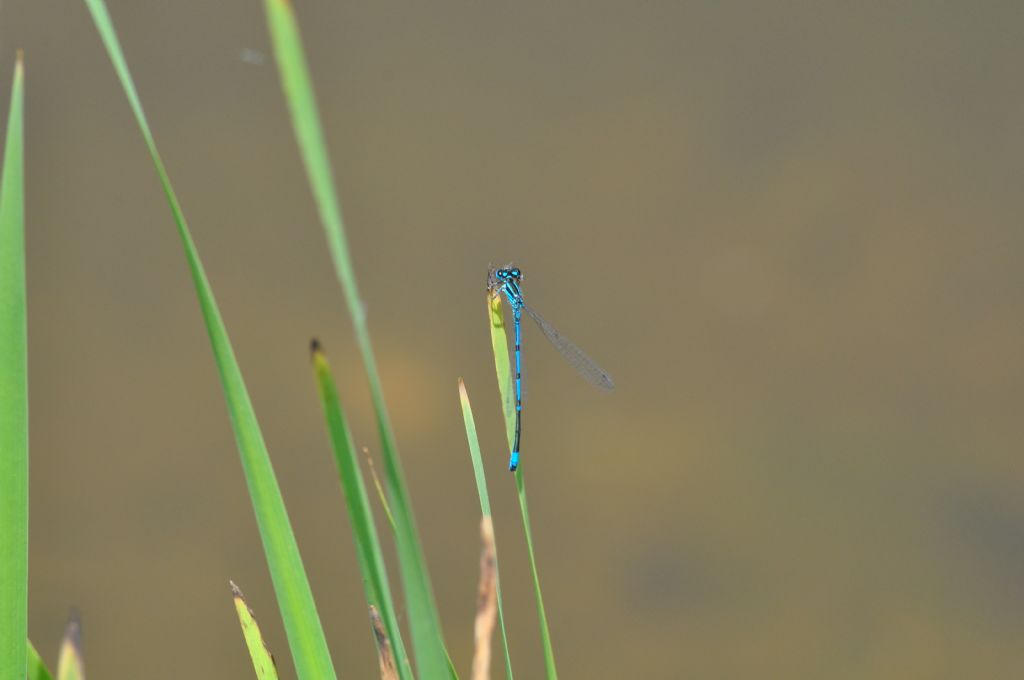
left=487, top=295, right=559, bottom=679
left=0, top=53, right=26, bottom=680
left=311, top=342, right=411, bottom=680
left=81, top=3, right=337, bottom=677
left=262, top=1, right=451, bottom=676
left=458, top=380, right=514, bottom=679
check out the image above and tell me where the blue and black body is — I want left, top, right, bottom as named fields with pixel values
left=488, top=264, right=614, bottom=472
left=491, top=266, right=525, bottom=470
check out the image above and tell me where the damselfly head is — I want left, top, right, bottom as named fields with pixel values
left=495, top=264, right=522, bottom=280
left=487, top=263, right=522, bottom=291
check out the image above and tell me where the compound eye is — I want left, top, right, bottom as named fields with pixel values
left=511, top=268, right=521, bottom=277
left=496, top=270, right=507, bottom=280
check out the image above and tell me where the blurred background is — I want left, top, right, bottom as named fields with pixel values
left=2, top=1, right=1023, bottom=677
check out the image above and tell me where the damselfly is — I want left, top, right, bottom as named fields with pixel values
left=488, top=264, right=614, bottom=471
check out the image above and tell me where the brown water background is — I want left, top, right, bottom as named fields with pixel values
left=2, top=2, right=1023, bottom=677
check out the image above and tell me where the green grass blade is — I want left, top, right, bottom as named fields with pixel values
left=310, top=342, right=412, bottom=680
left=231, top=581, right=280, bottom=680
left=0, top=53, right=26, bottom=680
left=458, top=379, right=513, bottom=679
left=56, top=615, right=84, bottom=680
left=486, top=294, right=559, bottom=679
left=262, top=2, right=452, bottom=676
left=510, top=475, right=555, bottom=678
left=27, top=641, right=53, bottom=680
left=81, top=3, right=337, bottom=677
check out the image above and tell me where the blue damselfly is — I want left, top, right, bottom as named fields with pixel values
left=488, top=264, right=614, bottom=471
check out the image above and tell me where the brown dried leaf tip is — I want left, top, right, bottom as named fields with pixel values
left=231, top=580, right=255, bottom=620
left=472, top=516, right=498, bottom=680
left=369, top=605, right=399, bottom=680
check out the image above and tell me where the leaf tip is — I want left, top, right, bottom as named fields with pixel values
left=310, top=338, right=330, bottom=372
left=63, top=609, right=82, bottom=652
left=230, top=580, right=257, bottom=619
left=369, top=605, right=399, bottom=680
left=58, top=609, right=85, bottom=680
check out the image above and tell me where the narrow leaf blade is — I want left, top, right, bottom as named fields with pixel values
left=0, top=53, right=26, bottom=680
left=262, top=1, right=452, bottom=676
left=311, top=343, right=411, bottom=680
left=81, top=3, right=337, bottom=677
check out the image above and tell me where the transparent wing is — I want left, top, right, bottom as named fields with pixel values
left=522, top=303, right=615, bottom=391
